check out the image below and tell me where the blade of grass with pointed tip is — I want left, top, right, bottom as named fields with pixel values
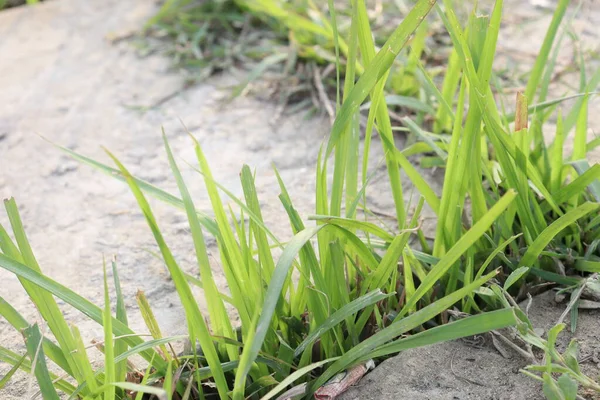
left=294, top=290, right=393, bottom=358
left=433, top=77, right=467, bottom=256
left=23, top=324, right=60, bottom=400
left=564, top=66, right=600, bottom=135
left=434, top=47, right=460, bottom=133
left=241, top=165, right=276, bottom=284
left=103, top=261, right=116, bottom=400
left=104, top=149, right=230, bottom=398
left=0, top=345, right=76, bottom=395
left=70, top=325, right=99, bottom=393
left=310, top=269, right=500, bottom=393
left=0, top=294, right=72, bottom=375
left=366, top=308, right=516, bottom=360
left=438, top=1, right=562, bottom=222
left=519, top=202, right=600, bottom=268
left=325, top=0, right=435, bottom=157
left=136, top=290, right=171, bottom=362
left=401, top=190, right=517, bottom=318
left=190, top=134, right=252, bottom=327
left=570, top=160, right=600, bottom=202
left=111, top=258, right=128, bottom=391
left=0, top=254, right=163, bottom=369
left=48, top=140, right=219, bottom=236
left=4, top=199, right=89, bottom=389
left=541, top=163, right=600, bottom=213
left=0, top=352, right=26, bottom=390
left=524, top=0, right=569, bottom=102
left=355, top=0, right=405, bottom=228
left=233, top=223, right=327, bottom=398
left=163, top=133, right=236, bottom=361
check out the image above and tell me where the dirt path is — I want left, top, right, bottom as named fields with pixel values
left=0, top=0, right=598, bottom=399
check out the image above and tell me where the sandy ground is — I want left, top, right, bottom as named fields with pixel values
left=340, top=291, right=600, bottom=400
left=0, top=0, right=598, bottom=399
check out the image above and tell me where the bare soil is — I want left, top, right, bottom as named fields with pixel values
left=0, top=0, right=598, bottom=399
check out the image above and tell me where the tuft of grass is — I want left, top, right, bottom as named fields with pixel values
left=1, top=0, right=599, bottom=399
left=142, top=0, right=443, bottom=120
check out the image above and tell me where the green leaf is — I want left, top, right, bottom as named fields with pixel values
left=233, top=224, right=326, bottom=398
left=325, top=0, right=435, bottom=156
left=294, top=290, right=394, bottom=358
left=309, top=215, right=395, bottom=242
left=365, top=308, right=516, bottom=360
left=504, top=267, right=529, bottom=290
left=103, top=261, right=116, bottom=400
left=4, top=199, right=88, bottom=388
left=556, top=375, right=577, bottom=400
left=361, top=95, right=435, bottom=114
left=570, top=160, right=600, bottom=202
left=0, top=346, right=76, bottom=395
left=105, top=149, right=230, bottom=399
left=401, top=190, right=517, bottom=317
left=574, top=259, right=600, bottom=273
left=23, top=324, right=60, bottom=400
left=0, top=295, right=72, bottom=375
left=260, top=358, right=339, bottom=400
left=0, top=352, right=26, bottom=390
left=111, top=258, right=128, bottom=388
left=48, top=139, right=218, bottom=235
left=543, top=373, right=566, bottom=400
left=310, top=269, right=500, bottom=392
left=163, top=132, right=236, bottom=361
left=111, top=382, right=167, bottom=400
left=563, top=339, right=581, bottom=375
left=519, top=203, right=600, bottom=268
left=523, top=0, right=569, bottom=101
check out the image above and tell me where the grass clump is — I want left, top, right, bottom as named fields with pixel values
left=142, top=0, right=441, bottom=118
left=1, top=0, right=600, bottom=399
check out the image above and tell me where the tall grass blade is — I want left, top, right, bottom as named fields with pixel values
left=163, top=132, right=236, bottom=360
left=103, top=261, right=116, bottom=400
left=23, top=324, right=60, bottom=400
left=104, top=149, right=230, bottom=398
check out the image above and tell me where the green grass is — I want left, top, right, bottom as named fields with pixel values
left=0, top=0, right=40, bottom=9
left=1, top=0, right=600, bottom=399
left=141, top=0, right=439, bottom=117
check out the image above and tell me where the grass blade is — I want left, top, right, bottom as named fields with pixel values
left=325, top=0, right=435, bottom=157
left=103, top=261, right=116, bottom=400
left=104, top=149, right=230, bottom=398
left=294, top=290, right=393, bottom=358
left=519, top=202, right=600, bottom=268
left=23, top=324, right=60, bottom=400
left=400, top=190, right=517, bottom=317
left=310, top=269, right=501, bottom=392
left=366, top=308, right=516, bottom=359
